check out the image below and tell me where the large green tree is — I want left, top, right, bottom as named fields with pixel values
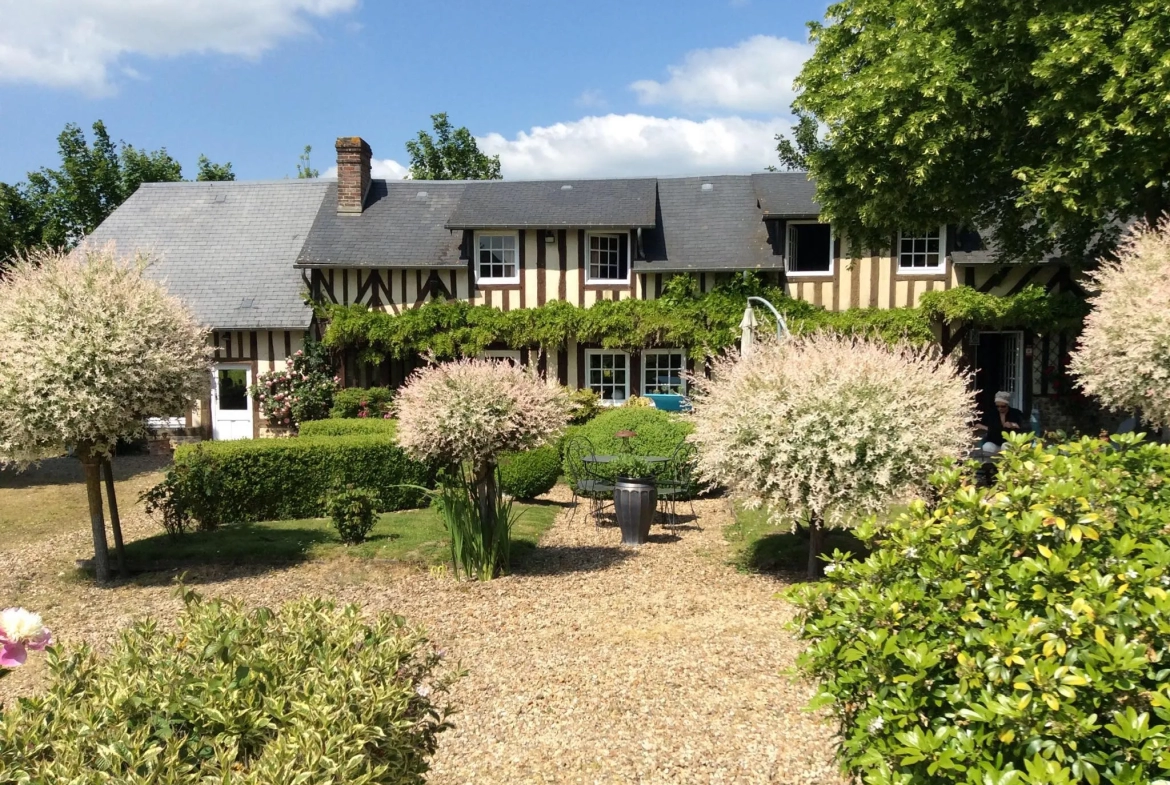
left=406, top=113, right=502, bottom=180
left=784, top=0, right=1170, bottom=263
left=1, top=121, right=234, bottom=256
left=0, top=183, right=45, bottom=264
left=195, top=155, right=235, bottom=182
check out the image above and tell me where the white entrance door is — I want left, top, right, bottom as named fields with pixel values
left=211, top=364, right=253, bottom=440
left=1000, top=331, right=1024, bottom=410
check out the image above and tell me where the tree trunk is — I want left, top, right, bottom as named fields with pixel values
left=103, top=458, right=127, bottom=577
left=807, top=514, right=825, bottom=580
left=76, top=442, right=111, bottom=582
left=473, top=460, right=500, bottom=577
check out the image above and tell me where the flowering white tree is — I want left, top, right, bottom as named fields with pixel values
left=688, top=333, right=975, bottom=577
left=395, top=359, right=568, bottom=577
left=1069, top=218, right=1170, bottom=428
left=0, top=245, right=211, bottom=581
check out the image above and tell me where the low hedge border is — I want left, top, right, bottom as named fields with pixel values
left=171, top=435, right=431, bottom=526
left=299, top=418, right=398, bottom=437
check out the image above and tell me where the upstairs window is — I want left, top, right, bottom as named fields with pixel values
left=477, top=232, right=518, bottom=284
left=898, top=227, right=946, bottom=273
left=587, top=232, right=629, bottom=283
left=786, top=221, right=833, bottom=275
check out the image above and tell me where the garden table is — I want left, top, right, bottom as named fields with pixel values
left=581, top=455, right=669, bottom=465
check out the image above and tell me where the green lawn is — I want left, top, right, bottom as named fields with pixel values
left=120, top=501, right=564, bottom=573
left=725, top=505, right=875, bottom=574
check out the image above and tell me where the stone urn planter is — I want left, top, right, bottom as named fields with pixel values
left=614, top=477, right=656, bottom=545
left=611, top=455, right=657, bottom=545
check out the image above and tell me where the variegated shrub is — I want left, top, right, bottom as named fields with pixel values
left=688, top=333, right=974, bottom=575
left=1070, top=219, right=1170, bottom=428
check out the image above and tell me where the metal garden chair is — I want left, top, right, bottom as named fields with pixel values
left=564, top=435, right=614, bottom=526
left=656, top=441, right=699, bottom=529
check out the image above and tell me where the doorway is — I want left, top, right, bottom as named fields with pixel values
left=974, top=331, right=1024, bottom=415
left=211, top=364, right=253, bottom=440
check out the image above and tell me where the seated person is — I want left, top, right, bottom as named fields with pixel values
left=974, top=391, right=1027, bottom=454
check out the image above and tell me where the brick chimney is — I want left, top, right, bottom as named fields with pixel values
left=335, top=136, right=372, bottom=214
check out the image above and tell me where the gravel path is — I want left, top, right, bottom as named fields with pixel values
left=0, top=487, right=843, bottom=784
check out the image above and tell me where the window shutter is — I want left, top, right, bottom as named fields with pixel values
left=787, top=224, right=798, bottom=266
left=619, top=233, right=629, bottom=275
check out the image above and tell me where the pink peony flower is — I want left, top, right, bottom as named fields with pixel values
left=0, top=608, right=52, bottom=669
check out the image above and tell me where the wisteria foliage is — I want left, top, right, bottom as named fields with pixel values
left=394, top=358, right=569, bottom=470
left=0, top=245, right=212, bottom=464
left=688, top=334, right=975, bottom=530
left=1069, top=219, right=1170, bottom=427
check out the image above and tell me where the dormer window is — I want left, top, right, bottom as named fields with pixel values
left=898, top=227, right=947, bottom=274
left=586, top=231, right=629, bottom=284
left=785, top=221, right=833, bottom=276
left=476, top=231, right=519, bottom=284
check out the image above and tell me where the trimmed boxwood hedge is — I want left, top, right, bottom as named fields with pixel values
left=499, top=443, right=561, bottom=500
left=299, top=418, right=398, bottom=437
left=171, top=435, right=431, bottom=526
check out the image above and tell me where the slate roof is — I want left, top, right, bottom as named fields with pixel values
left=86, top=180, right=327, bottom=330
left=638, top=176, right=778, bottom=272
left=296, top=181, right=466, bottom=268
left=750, top=172, right=820, bottom=217
left=446, top=178, right=658, bottom=228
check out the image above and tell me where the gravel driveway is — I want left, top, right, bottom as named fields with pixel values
left=0, top=487, right=843, bottom=784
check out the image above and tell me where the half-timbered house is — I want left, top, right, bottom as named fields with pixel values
left=87, top=135, right=1081, bottom=440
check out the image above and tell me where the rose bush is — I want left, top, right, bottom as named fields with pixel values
left=249, top=340, right=337, bottom=429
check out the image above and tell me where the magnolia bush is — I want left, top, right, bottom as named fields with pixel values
left=1069, top=219, right=1170, bottom=428
left=0, top=245, right=211, bottom=581
left=689, top=333, right=974, bottom=576
left=395, top=359, right=568, bottom=578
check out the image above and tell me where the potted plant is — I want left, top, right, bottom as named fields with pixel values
left=610, top=454, right=657, bottom=545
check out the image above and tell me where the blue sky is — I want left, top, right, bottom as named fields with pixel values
left=0, top=0, right=827, bottom=184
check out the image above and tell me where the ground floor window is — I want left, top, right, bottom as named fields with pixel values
left=642, top=349, right=686, bottom=394
left=586, top=350, right=628, bottom=404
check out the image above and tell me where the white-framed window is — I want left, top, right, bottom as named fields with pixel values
left=586, top=231, right=630, bottom=283
left=585, top=350, right=629, bottom=404
left=786, top=220, right=833, bottom=276
left=642, top=349, right=686, bottom=395
left=476, top=231, right=519, bottom=284
left=481, top=349, right=522, bottom=365
left=898, top=227, right=947, bottom=273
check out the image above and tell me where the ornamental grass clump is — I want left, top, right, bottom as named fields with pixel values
left=1069, top=218, right=1170, bottom=428
left=791, top=434, right=1170, bottom=785
left=688, top=333, right=974, bottom=576
left=0, top=589, right=455, bottom=783
left=394, top=358, right=568, bottom=579
left=0, top=244, right=212, bottom=581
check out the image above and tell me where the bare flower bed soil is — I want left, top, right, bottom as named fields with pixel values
left=0, top=483, right=842, bottom=784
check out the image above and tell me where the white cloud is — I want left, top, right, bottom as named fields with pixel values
left=322, top=158, right=411, bottom=180
left=630, top=35, right=812, bottom=114
left=0, top=0, right=358, bottom=95
left=479, top=114, right=788, bottom=179
left=575, top=88, right=608, bottom=109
